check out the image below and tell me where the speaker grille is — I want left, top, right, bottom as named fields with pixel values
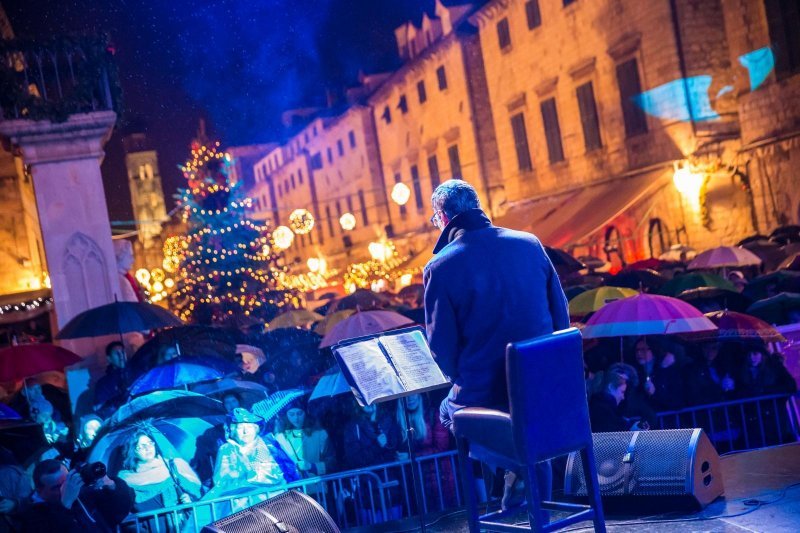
left=203, top=490, right=340, bottom=533
left=566, top=429, right=697, bottom=497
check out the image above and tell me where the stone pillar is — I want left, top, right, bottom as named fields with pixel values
left=0, top=111, right=120, bottom=329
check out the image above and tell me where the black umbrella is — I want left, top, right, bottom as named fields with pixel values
left=740, top=239, right=787, bottom=271
left=57, top=301, right=182, bottom=340
left=545, top=246, right=585, bottom=276
left=743, top=271, right=800, bottom=300
left=769, top=225, right=800, bottom=245
left=676, top=287, right=753, bottom=313
left=746, top=292, right=800, bottom=325
left=128, top=325, right=246, bottom=377
left=606, top=268, right=666, bottom=291
left=736, top=234, right=770, bottom=246
left=254, top=329, right=324, bottom=389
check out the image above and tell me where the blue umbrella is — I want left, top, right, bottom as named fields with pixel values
left=109, top=390, right=225, bottom=426
left=309, top=367, right=351, bottom=401
left=250, top=389, right=307, bottom=424
left=129, top=357, right=237, bottom=397
left=0, top=403, right=21, bottom=420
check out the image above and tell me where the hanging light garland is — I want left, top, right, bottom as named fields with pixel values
left=288, top=208, right=315, bottom=234
left=339, top=212, right=356, bottom=231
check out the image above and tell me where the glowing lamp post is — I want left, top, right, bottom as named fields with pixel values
left=391, top=182, right=411, bottom=206
left=289, top=209, right=314, bottom=234
left=272, top=226, right=294, bottom=250
left=339, top=212, right=356, bottom=231
left=673, top=162, right=705, bottom=212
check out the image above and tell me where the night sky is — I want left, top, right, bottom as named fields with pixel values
left=3, top=0, right=435, bottom=221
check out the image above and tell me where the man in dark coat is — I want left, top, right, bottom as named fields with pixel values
left=424, top=180, right=569, bottom=429
left=423, top=180, right=569, bottom=510
left=92, top=341, right=130, bottom=418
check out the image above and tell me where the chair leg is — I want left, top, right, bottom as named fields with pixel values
left=457, top=437, right=480, bottom=533
left=525, top=464, right=546, bottom=533
left=580, top=446, right=606, bottom=533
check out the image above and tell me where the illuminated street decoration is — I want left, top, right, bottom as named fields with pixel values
left=391, top=182, right=411, bottom=205
left=339, top=212, right=356, bottom=231
left=289, top=208, right=315, bottom=234
left=672, top=162, right=706, bottom=212
left=272, top=226, right=294, bottom=249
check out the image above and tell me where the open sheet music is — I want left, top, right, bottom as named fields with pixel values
left=333, top=327, right=450, bottom=406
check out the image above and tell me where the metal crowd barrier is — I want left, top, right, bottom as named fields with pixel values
left=656, top=393, right=800, bottom=453
left=120, top=395, right=799, bottom=531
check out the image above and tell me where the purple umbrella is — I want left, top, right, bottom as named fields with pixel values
left=582, top=293, right=717, bottom=339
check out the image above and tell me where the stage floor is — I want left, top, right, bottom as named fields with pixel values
left=352, top=442, right=800, bottom=532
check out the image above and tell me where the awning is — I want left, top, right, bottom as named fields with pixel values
left=494, top=169, right=672, bottom=249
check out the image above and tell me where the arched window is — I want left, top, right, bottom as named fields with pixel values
left=603, top=225, right=626, bottom=268
left=647, top=218, right=671, bottom=258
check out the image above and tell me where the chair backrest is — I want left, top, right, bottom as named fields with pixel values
left=506, top=327, right=592, bottom=463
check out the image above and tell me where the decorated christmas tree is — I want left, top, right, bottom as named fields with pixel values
left=172, top=138, right=292, bottom=325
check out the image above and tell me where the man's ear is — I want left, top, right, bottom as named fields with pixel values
left=440, top=212, right=450, bottom=227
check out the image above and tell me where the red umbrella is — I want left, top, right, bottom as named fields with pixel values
left=320, top=310, right=413, bottom=347
left=582, top=293, right=717, bottom=339
left=687, top=310, right=785, bottom=343
left=0, top=344, right=82, bottom=382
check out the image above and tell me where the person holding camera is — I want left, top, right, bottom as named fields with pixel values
left=18, top=459, right=133, bottom=533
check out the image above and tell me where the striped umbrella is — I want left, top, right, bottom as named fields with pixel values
left=688, top=246, right=762, bottom=270
left=568, top=287, right=637, bottom=317
left=582, top=293, right=717, bottom=338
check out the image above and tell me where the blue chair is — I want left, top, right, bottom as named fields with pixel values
left=453, top=328, right=606, bottom=532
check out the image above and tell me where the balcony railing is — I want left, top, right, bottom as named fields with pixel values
left=0, top=36, right=120, bottom=122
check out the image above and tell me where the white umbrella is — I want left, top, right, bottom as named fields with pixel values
left=688, top=246, right=762, bottom=270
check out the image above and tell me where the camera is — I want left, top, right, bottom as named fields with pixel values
left=79, top=461, right=107, bottom=484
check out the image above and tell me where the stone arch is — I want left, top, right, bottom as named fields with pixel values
left=62, top=232, right=111, bottom=315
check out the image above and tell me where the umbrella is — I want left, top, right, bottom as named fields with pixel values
left=746, top=292, right=800, bottom=326
left=769, top=225, right=800, bottom=245
left=607, top=268, right=666, bottom=290
left=687, top=246, right=762, bottom=270
left=309, top=367, right=351, bottom=401
left=0, top=404, right=21, bottom=420
left=564, top=285, right=593, bottom=301
left=397, top=307, right=425, bottom=325
left=739, top=240, right=787, bottom=271
left=128, top=357, right=238, bottom=397
left=57, top=301, right=182, bottom=340
left=676, top=287, right=753, bottom=313
left=330, top=289, right=390, bottom=312
left=779, top=253, right=800, bottom=272
left=577, top=255, right=606, bottom=270
left=686, top=310, right=785, bottom=343
left=128, top=325, right=245, bottom=377
left=312, top=309, right=356, bottom=335
left=568, top=287, right=637, bottom=317
left=736, top=234, right=770, bottom=246
left=268, top=309, right=324, bottom=330
left=108, top=390, right=226, bottom=425
left=742, top=271, right=800, bottom=300
left=626, top=258, right=675, bottom=271
left=658, top=244, right=697, bottom=262
left=399, top=283, right=424, bottom=298
left=319, top=310, right=414, bottom=348
left=659, top=273, right=736, bottom=296
left=582, top=293, right=718, bottom=338
left=250, top=389, right=307, bottom=424
left=0, top=344, right=82, bottom=382
left=192, top=379, right=272, bottom=407
left=256, top=328, right=325, bottom=389
left=545, top=246, right=585, bottom=276
left=0, top=421, right=48, bottom=466
left=89, top=417, right=217, bottom=476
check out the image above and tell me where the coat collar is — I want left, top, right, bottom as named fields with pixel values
left=432, top=208, right=493, bottom=254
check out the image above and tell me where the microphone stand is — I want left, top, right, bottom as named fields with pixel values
left=402, top=396, right=426, bottom=533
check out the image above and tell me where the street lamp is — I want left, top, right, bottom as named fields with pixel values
left=391, top=182, right=411, bottom=206
left=672, top=162, right=705, bottom=212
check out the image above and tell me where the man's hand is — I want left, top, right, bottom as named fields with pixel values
left=179, top=493, right=192, bottom=504
left=644, top=379, right=656, bottom=396
left=61, top=470, right=84, bottom=509
left=661, top=352, right=676, bottom=368
left=376, top=432, right=388, bottom=448
left=296, top=460, right=311, bottom=472
left=0, top=498, right=16, bottom=514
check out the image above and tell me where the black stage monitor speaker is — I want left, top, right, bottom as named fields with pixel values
left=564, top=428, right=724, bottom=511
left=201, top=490, right=341, bottom=533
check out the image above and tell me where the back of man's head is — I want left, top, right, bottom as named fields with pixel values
left=32, top=459, right=63, bottom=490
left=105, top=341, right=124, bottom=357
left=431, top=179, right=481, bottom=220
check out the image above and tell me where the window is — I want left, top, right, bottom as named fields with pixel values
left=278, top=183, right=283, bottom=198
left=337, top=139, right=344, bottom=156
left=497, top=18, right=511, bottom=49
left=346, top=194, right=354, bottom=214
left=647, top=218, right=671, bottom=258
left=335, top=200, right=342, bottom=222
left=428, top=155, right=440, bottom=189
left=436, top=66, right=448, bottom=90
left=411, top=165, right=424, bottom=211
left=765, top=0, right=800, bottom=77
left=563, top=0, right=577, bottom=5
left=290, top=173, right=296, bottom=189
left=326, top=206, right=334, bottom=237
left=526, top=0, right=542, bottom=29
left=447, top=145, right=462, bottom=179
left=510, top=112, right=533, bottom=171
left=616, top=58, right=648, bottom=137
left=395, top=173, right=407, bottom=216
left=284, top=179, right=289, bottom=193
left=327, top=148, right=333, bottom=164
left=382, top=106, right=392, bottom=124
left=311, top=152, right=323, bottom=169
left=358, top=190, right=368, bottom=224
left=576, top=82, right=602, bottom=151
left=298, top=168, right=303, bottom=184
left=398, top=95, right=408, bottom=114
left=540, top=98, right=565, bottom=163
left=417, top=80, right=427, bottom=103
left=348, top=130, right=356, bottom=148
left=604, top=225, right=626, bottom=267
